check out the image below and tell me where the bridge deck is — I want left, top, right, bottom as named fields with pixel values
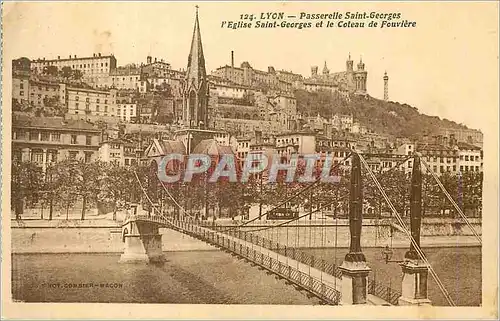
left=124, top=215, right=392, bottom=306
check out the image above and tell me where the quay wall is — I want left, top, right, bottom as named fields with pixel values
left=10, top=218, right=481, bottom=254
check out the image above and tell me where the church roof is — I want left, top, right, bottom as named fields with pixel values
left=144, top=139, right=186, bottom=157
left=192, top=139, right=234, bottom=155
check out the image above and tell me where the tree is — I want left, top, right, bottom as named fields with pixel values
left=11, top=161, right=43, bottom=219
left=43, top=65, right=58, bottom=76
left=61, top=66, right=73, bottom=79
left=72, top=160, right=105, bottom=220
left=73, top=69, right=83, bottom=80
left=100, top=163, right=135, bottom=220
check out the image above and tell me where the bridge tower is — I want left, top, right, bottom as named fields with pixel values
left=339, top=153, right=371, bottom=305
left=398, top=155, right=431, bottom=305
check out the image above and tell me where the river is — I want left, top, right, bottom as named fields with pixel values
left=11, top=247, right=480, bottom=306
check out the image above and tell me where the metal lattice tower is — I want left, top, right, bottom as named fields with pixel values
left=383, top=71, right=389, bottom=101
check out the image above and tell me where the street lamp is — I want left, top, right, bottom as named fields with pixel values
left=381, top=245, right=403, bottom=264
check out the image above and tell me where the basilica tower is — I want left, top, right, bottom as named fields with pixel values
left=182, top=7, right=209, bottom=129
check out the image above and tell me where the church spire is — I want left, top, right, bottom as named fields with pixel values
left=186, top=5, right=206, bottom=83
left=182, top=6, right=209, bottom=129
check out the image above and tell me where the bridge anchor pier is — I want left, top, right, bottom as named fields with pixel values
left=120, top=220, right=164, bottom=264
left=339, top=259, right=371, bottom=305
left=398, top=260, right=431, bottom=306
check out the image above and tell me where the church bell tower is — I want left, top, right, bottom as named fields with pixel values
left=182, top=6, right=209, bottom=129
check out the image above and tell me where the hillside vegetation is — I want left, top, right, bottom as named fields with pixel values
left=294, top=89, right=468, bottom=139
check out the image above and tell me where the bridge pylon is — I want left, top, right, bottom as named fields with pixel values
left=119, top=204, right=165, bottom=264
left=339, top=153, right=371, bottom=305
left=398, top=155, right=431, bottom=306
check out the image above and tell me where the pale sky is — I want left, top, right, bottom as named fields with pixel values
left=3, top=1, right=498, bottom=132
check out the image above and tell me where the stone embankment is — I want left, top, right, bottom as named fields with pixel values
left=10, top=217, right=481, bottom=254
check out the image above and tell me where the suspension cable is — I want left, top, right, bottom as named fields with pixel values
left=133, top=171, right=163, bottom=218
left=157, top=175, right=196, bottom=219
left=358, top=153, right=456, bottom=306
left=242, top=195, right=349, bottom=233
left=221, top=152, right=353, bottom=231
left=420, top=158, right=482, bottom=244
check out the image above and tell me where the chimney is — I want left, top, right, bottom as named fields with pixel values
left=231, top=51, right=234, bottom=68
left=98, top=53, right=101, bottom=57
left=74, top=55, right=77, bottom=58
left=57, top=55, right=60, bottom=60
left=147, top=56, right=152, bottom=64
left=155, top=57, right=157, bottom=63
left=255, top=130, right=262, bottom=144
left=69, top=55, right=71, bottom=59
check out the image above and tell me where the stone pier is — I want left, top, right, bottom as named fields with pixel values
left=120, top=218, right=164, bottom=264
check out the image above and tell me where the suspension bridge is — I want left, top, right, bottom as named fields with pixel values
left=119, top=151, right=481, bottom=306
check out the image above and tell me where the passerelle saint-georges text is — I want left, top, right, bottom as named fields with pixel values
left=221, top=12, right=417, bottom=29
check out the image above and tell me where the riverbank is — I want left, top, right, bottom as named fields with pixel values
left=10, top=217, right=481, bottom=254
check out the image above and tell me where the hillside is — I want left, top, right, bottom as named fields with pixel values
left=294, top=89, right=468, bottom=139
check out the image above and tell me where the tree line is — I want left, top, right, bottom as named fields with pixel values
left=11, top=159, right=482, bottom=221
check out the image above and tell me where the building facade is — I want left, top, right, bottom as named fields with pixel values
left=30, top=53, right=117, bottom=83
left=65, top=85, right=118, bottom=118
left=12, top=116, right=101, bottom=171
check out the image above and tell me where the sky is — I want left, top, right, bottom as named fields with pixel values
left=3, top=1, right=498, bottom=132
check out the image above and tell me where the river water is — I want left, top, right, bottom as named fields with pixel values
left=12, top=247, right=480, bottom=306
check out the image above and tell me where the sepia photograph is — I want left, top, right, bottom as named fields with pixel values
left=1, top=1, right=498, bottom=319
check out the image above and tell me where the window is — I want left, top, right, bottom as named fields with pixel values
left=75, top=102, right=79, bottom=110
left=20, top=83, right=24, bottom=89
left=20, top=91, right=24, bottom=96
left=465, top=165, right=469, bottom=171
left=104, top=99, right=108, bottom=104
left=433, top=165, right=437, bottom=172
left=48, top=150, right=58, bottom=163
left=453, top=165, right=456, bottom=171
left=433, top=157, right=437, bottom=162
left=30, top=131, right=39, bottom=141
left=41, top=132, right=50, bottom=141
left=69, top=151, right=78, bottom=160
left=51, top=132, right=60, bottom=141
left=31, top=150, right=44, bottom=163
left=84, top=152, right=92, bottom=163
left=96, top=105, right=100, bottom=112
left=460, top=165, right=463, bottom=172
left=86, top=135, right=92, bottom=146
left=460, top=155, right=464, bottom=160
left=96, top=98, right=100, bottom=103
left=86, top=97, right=90, bottom=103
left=104, top=106, right=108, bottom=112
left=476, top=166, right=479, bottom=171
left=465, top=155, right=469, bottom=161
left=125, top=159, right=130, bottom=165
left=71, top=135, right=77, bottom=144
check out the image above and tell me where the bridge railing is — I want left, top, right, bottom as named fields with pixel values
left=195, top=220, right=401, bottom=305
left=200, top=222, right=344, bottom=280
left=171, top=219, right=341, bottom=305
left=367, top=277, right=401, bottom=306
